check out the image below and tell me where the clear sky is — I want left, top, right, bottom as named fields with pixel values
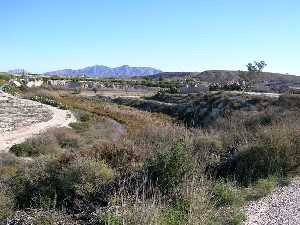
left=1, top=0, right=299, bottom=74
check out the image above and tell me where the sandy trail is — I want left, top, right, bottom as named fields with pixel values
left=0, top=95, right=76, bottom=152
left=243, top=177, right=300, bottom=225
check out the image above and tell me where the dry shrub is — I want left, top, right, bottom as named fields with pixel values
left=50, top=128, right=81, bottom=149
left=19, top=128, right=81, bottom=157
left=10, top=154, right=116, bottom=212
left=278, top=94, right=300, bottom=108
left=0, top=153, right=18, bottom=179
left=232, top=124, right=300, bottom=185
left=17, top=134, right=58, bottom=157
left=83, top=141, right=144, bottom=173
left=184, top=179, right=221, bottom=225
left=22, top=87, right=60, bottom=99
left=0, top=185, right=14, bottom=220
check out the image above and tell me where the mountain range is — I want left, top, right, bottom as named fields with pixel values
left=45, top=65, right=162, bottom=77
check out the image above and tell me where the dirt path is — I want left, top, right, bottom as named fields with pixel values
left=230, top=91, right=281, bottom=98
left=243, top=177, right=300, bottom=225
left=0, top=94, right=76, bottom=152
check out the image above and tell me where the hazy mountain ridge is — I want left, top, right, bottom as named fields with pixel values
left=45, top=65, right=162, bottom=77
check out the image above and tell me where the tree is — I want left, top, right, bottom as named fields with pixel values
left=246, top=60, right=267, bottom=73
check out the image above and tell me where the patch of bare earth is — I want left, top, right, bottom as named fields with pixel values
left=0, top=94, right=76, bottom=152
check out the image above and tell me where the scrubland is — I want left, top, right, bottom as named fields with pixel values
left=0, top=88, right=299, bottom=225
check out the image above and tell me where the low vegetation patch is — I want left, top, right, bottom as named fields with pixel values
left=1, top=89, right=299, bottom=224
left=30, top=95, right=66, bottom=109
left=9, top=143, right=34, bottom=157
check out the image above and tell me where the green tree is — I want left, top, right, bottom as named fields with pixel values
left=246, top=60, right=267, bottom=73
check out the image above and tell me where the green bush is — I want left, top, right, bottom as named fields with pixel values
left=101, top=213, right=122, bottom=225
left=212, top=181, right=245, bottom=207
left=146, top=142, right=192, bottom=194
left=246, top=176, right=278, bottom=200
left=30, top=96, right=66, bottom=109
left=80, top=112, right=91, bottom=122
left=59, top=159, right=114, bottom=203
left=60, top=138, right=79, bottom=148
left=70, top=122, right=90, bottom=132
left=255, top=177, right=277, bottom=197
left=159, top=207, right=187, bottom=225
left=228, top=212, right=246, bottom=225
left=10, top=156, right=115, bottom=212
left=9, top=143, right=34, bottom=157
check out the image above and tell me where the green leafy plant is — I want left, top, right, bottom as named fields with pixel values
left=30, top=96, right=66, bottom=109
left=9, top=143, right=34, bottom=157
left=212, top=181, right=245, bottom=207
left=146, top=142, right=192, bottom=194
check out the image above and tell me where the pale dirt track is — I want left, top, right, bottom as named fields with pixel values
left=0, top=94, right=76, bottom=152
left=243, top=177, right=300, bottom=225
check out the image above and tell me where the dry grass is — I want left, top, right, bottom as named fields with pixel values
left=1, top=90, right=300, bottom=224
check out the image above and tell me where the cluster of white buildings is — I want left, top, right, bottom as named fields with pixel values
left=209, top=80, right=249, bottom=91
left=178, top=79, right=209, bottom=93
left=7, top=76, right=154, bottom=92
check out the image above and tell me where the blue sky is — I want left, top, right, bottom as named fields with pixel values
left=1, top=0, right=300, bottom=74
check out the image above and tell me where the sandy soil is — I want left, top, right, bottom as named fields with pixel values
left=243, top=177, right=300, bottom=225
left=0, top=95, right=76, bottom=152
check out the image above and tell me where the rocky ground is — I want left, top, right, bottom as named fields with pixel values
left=0, top=93, right=76, bottom=152
left=0, top=94, right=53, bottom=133
left=244, top=177, right=300, bottom=225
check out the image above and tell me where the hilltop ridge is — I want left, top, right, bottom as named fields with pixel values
left=45, top=65, right=162, bottom=77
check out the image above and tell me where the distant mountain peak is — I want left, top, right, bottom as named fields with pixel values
left=45, top=65, right=162, bottom=77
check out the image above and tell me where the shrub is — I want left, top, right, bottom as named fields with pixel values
left=278, top=94, right=300, bottom=109
left=10, top=156, right=115, bottom=212
left=158, top=206, right=187, bottom=225
left=146, top=142, right=192, bottom=194
left=33, top=214, right=56, bottom=225
left=246, top=176, right=278, bottom=200
left=26, top=133, right=61, bottom=156
left=10, top=132, right=64, bottom=157
left=212, top=181, right=245, bottom=207
left=9, top=143, right=34, bottom=157
left=51, top=128, right=80, bottom=149
left=60, top=138, right=79, bottom=148
left=10, top=156, right=58, bottom=209
left=228, top=211, right=246, bottom=225
left=0, top=188, right=14, bottom=220
left=101, top=213, right=122, bottom=225
left=30, top=95, right=66, bottom=109
left=59, top=158, right=115, bottom=205
left=70, top=122, right=90, bottom=132
left=254, top=177, right=277, bottom=197
left=233, top=126, right=300, bottom=185
left=80, top=112, right=91, bottom=122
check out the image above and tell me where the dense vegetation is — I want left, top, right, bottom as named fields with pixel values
left=0, top=89, right=299, bottom=224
